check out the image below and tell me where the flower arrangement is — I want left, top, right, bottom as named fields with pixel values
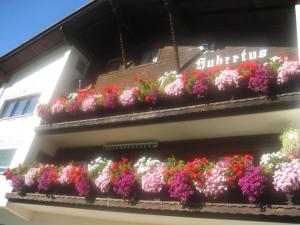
left=215, top=68, right=240, bottom=91
left=113, top=172, right=136, bottom=198
left=168, top=171, right=194, bottom=204
left=185, top=157, right=213, bottom=193
left=134, top=157, right=165, bottom=193
left=119, top=89, right=136, bottom=107
left=238, top=166, right=268, bottom=203
left=24, top=167, right=40, bottom=187
left=260, top=151, right=289, bottom=173
left=248, top=65, right=270, bottom=94
left=38, top=165, right=58, bottom=192
left=95, top=164, right=112, bottom=193
left=110, top=157, right=133, bottom=183
left=223, top=154, right=253, bottom=185
left=237, top=61, right=259, bottom=79
left=163, top=156, right=185, bottom=185
left=280, top=128, right=300, bottom=157
left=74, top=168, right=91, bottom=197
left=272, top=159, right=300, bottom=193
left=37, top=55, right=300, bottom=123
left=204, top=161, right=228, bottom=198
left=277, top=60, right=300, bottom=85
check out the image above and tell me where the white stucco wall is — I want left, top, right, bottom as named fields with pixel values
left=0, top=44, right=89, bottom=207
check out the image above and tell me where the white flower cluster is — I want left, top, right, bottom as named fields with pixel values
left=260, top=151, right=288, bottom=170
left=158, top=71, right=182, bottom=88
left=134, top=157, right=162, bottom=175
left=88, top=156, right=112, bottom=174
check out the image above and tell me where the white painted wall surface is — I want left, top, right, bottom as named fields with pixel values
left=0, top=44, right=89, bottom=208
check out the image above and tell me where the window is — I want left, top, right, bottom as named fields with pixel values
left=106, top=58, right=122, bottom=72
left=0, top=95, right=40, bottom=119
left=0, top=149, right=16, bottom=173
left=140, top=49, right=159, bottom=64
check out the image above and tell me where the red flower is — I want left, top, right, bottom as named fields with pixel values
left=237, top=61, right=258, bottom=79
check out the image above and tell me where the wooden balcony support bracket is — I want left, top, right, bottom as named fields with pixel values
left=163, top=0, right=181, bottom=73
left=109, top=0, right=127, bottom=69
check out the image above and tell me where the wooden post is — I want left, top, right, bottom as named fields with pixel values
left=109, top=0, right=127, bottom=69
left=296, top=1, right=300, bottom=62
left=163, top=0, right=180, bottom=73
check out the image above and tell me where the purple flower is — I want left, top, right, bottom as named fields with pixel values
left=11, top=175, right=23, bottom=192
left=113, top=172, right=136, bottom=198
left=192, top=76, right=209, bottom=98
left=103, top=93, right=117, bottom=109
left=238, top=166, right=268, bottom=203
left=38, top=171, right=53, bottom=192
left=248, top=66, right=270, bottom=93
left=168, top=171, right=194, bottom=204
left=75, top=174, right=91, bottom=197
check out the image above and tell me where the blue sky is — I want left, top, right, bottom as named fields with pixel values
left=0, top=0, right=89, bottom=56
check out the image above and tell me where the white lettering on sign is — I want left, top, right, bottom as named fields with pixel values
left=195, top=49, right=268, bottom=70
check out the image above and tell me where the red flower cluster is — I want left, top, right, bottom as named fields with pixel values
left=163, top=156, right=186, bottom=185
left=185, top=157, right=213, bottom=191
left=237, top=61, right=259, bottom=79
left=223, top=154, right=253, bottom=185
left=110, top=157, right=132, bottom=183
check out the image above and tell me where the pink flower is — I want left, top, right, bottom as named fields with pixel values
left=273, top=159, right=300, bottom=193
left=51, top=102, right=64, bottom=114
left=204, top=162, right=228, bottom=198
left=119, top=89, right=136, bottom=107
left=215, top=69, right=240, bottom=91
left=164, top=78, right=184, bottom=96
left=95, top=165, right=111, bottom=193
left=277, top=60, right=300, bottom=84
left=141, top=163, right=165, bottom=193
left=24, top=168, right=40, bottom=187
left=80, top=96, right=96, bottom=112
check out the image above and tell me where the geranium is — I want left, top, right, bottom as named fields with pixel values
left=119, top=89, right=136, bottom=107
left=24, top=167, right=40, bottom=187
left=185, top=157, right=213, bottom=193
left=163, top=156, right=185, bottom=185
left=168, top=171, right=194, bottom=204
left=95, top=164, right=112, bottom=193
left=277, top=60, right=300, bottom=85
left=103, top=93, right=118, bottom=109
left=80, top=96, right=96, bottom=112
left=260, top=151, right=289, bottom=174
left=164, top=78, right=184, bottom=96
left=237, top=61, right=258, bottom=79
left=58, top=164, right=76, bottom=185
left=223, top=154, right=253, bottom=186
left=110, top=157, right=132, bottom=183
left=204, top=162, right=228, bottom=198
left=134, top=77, right=159, bottom=104
left=273, top=159, right=300, bottom=193
left=145, top=87, right=159, bottom=104
left=134, top=157, right=165, bottom=193
left=248, top=65, right=270, bottom=93
left=269, top=55, right=287, bottom=73
left=238, top=166, right=268, bottom=203
left=38, top=165, right=58, bottom=192
left=113, top=172, right=136, bottom=198
left=280, top=128, right=300, bottom=157
left=3, top=164, right=27, bottom=180
left=215, top=68, right=240, bottom=91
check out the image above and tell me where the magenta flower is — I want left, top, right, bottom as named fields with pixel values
left=75, top=174, right=91, bottom=197
left=38, top=171, right=53, bottom=192
left=103, top=93, right=118, bottom=109
left=168, top=171, right=194, bottom=204
left=238, top=166, right=268, bottom=203
left=113, top=172, right=136, bottom=198
left=11, top=175, right=24, bottom=192
left=192, top=76, right=209, bottom=98
left=65, top=100, right=78, bottom=113
left=248, top=66, right=270, bottom=93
